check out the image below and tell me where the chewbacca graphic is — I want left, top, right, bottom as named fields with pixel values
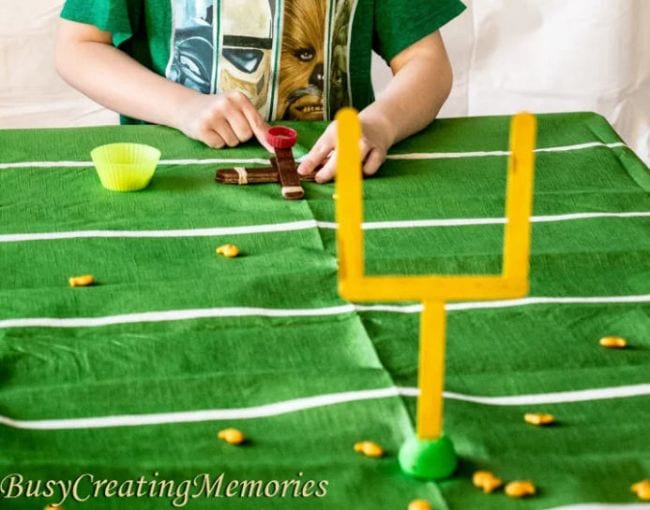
left=278, top=0, right=326, bottom=120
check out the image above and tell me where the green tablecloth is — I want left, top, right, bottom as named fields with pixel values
left=0, top=112, right=649, bottom=510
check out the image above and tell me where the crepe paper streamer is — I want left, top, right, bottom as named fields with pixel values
left=334, top=108, right=537, bottom=480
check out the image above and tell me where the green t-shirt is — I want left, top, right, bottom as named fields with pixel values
left=61, top=0, right=465, bottom=124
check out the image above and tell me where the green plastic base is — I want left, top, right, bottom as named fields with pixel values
left=398, top=435, right=458, bottom=480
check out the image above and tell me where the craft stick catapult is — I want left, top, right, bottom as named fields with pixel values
left=216, top=126, right=316, bottom=200
left=335, top=108, right=537, bottom=480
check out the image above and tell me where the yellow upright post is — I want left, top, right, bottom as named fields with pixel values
left=417, top=301, right=447, bottom=440
left=503, top=113, right=537, bottom=283
left=334, top=109, right=537, bottom=480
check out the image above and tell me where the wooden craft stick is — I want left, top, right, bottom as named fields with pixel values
left=216, top=167, right=277, bottom=184
left=216, top=166, right=317, bottom=185
left=215, top=126, right=323, bottom=200
left=273, top=148, right=304, bottom=200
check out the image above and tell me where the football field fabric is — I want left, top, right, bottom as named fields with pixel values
left=0, top=112, right=649, bottom=510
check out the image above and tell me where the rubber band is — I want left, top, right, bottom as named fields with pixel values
left=234, top=167, right=248, bottom=185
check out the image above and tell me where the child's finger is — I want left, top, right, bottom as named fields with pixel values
left=314, top=152, right=338, bottom=183
left=202, top=130, right=226, bottom=149
left=298, top=144, right=333, bottom=176
left=214, top=118, right=240, bottom=147
left=227, top=110, right=254, bottom=142
left=363, top=148, right=385, bottom=176
left=298, top=132, right=335, bottom=176
left=240, top=101, right=273, bottom=151
left=360, top=139, right=372, bottom=163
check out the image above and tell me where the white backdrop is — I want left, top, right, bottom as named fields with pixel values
left=0, top=0, right=648, bottom=164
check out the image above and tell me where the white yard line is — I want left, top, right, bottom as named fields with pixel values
left=0, top=220, right=321, bottom=243
left=0, top=158, right=272, bottom=170
left=0, top=383, right=648, bottom=431
left=385, top=142, right=625, bottom=160
left=1, top=212, right=648, bottom=243
left=445, top=294, right=650, bottom=312
left=361, top=212, right=650, bottom=231
left=441, top=384, right=650, bottom=406
left=0, top=295, right=648, bottom=330
left=358, top=294, right=650, bottom=314
left=0, top=305, right=356, bottom=329
left=546, top=505, right=650, bottom=510
left=160, top=157, right=272, bottom=166
left=0, top=142, right=627, bottom=170
left=0, top=387, right=402, bottom=430
left=530, top=212, right=650, bottom=223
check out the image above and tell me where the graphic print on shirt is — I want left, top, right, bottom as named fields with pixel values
left=217, top=1, right=275, bottom=118
left=166, top=1, right=217, bottom=94
left=166, top=0, right=356, bottom=121
left=328, top=0, right=354, bottom=118
left=276, top=0, right=326, bottom=120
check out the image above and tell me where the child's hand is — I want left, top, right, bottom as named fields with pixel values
left=297, top=111, right=395, bottom=183
left=177, top=91, right=273, bottom=151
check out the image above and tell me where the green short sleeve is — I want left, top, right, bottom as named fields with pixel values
left=60, top=0, right=139, bottom=48
left=373, top=0, right=466, bottom=63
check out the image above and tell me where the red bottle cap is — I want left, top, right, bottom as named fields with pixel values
left=267, top=126, right=298, bottom=150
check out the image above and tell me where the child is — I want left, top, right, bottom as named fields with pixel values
left=56, top=0, right=465, bottom=183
